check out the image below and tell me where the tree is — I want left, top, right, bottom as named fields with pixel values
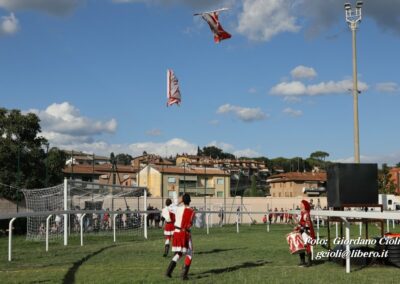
left=115, top=153, right=133, bottom=165
left=244, top=175, right=264, bottom=197
left=396, top=162, right=400, bottom=168
left=0, top=108, right=48, bottom=200
left=249, top=174, right=258, bottom=196
left=378, top=164, right=397, bottom=195
left=46, top=147, right=67, bottom=185
left=200, top=146, right=235, bottom=159
left=310, top=151, right=329, bottom=161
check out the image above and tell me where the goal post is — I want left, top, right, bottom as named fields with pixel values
left=22, top=179, right=148, bottom=242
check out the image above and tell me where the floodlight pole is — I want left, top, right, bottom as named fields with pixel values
left=345, top=2, right=363, bottom=163
left=64, top=178, right=68, bottom=246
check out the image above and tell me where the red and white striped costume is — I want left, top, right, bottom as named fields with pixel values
left=172, top=205, right=195, bottom=254
left=162, top=206, right=176, bottom=237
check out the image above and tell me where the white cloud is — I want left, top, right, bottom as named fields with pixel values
left=42, top=131, right=262, bottom=159
left=237, top=0, right=300, bottom=42
left=271, top=81, right=306, bottom=96
left=51, top=138, right=198, bottom=157
left=233, top=148, right=260, bottom=158
left=128, top=138, right=197, bottom=157
left=376, top=82, right=399, bottom=93
left=217, top=104, right=268, bottom=122
left=207, top=140, right=260, bottom=158
left=209, top=119, right=220, bottom=125
left=145, top=128, right=162, bottom=136
left=113, top=0, right=400, bottom=41
left=0, top=13, right=18, bottom=36
left=283, top=107, right=302, bottom=117
left=290, top=65, right=317, bottom=79
left=248, top=87, right=257, bottom=94
left=27, top=102, right=117, bottom=146
left=0, top=0, right=81, bottom=15
left=270, top=79, right=369, bottom=97
left=283, top=96, right=302, bottom=103
left=335, top=152, right=400, bottom=166
left=207, top=141, right=235, bottom=152
left=112, top=0, right=229, bottom=10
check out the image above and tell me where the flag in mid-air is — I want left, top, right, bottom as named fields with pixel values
left=199, top=11, right=231, bottom=43
left=167, top=69, right=181, bottom=106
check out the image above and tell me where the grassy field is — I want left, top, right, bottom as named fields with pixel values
left=1, top=223, right=400, bottom=283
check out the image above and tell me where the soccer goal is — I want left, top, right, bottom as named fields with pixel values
left=22, top=184, right=65, bottom=241
left=22, top=179, right=147, bottom=241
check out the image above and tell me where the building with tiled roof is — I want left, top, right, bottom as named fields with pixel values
left=131, top=153, right=173, bottom=169
left=267, top=172, right=327, bottom=197
left=137, top=165, right=230, bottom=198
left=389, top=167, right=400, bottom=194
left=63, top=164, right=138, bottom=186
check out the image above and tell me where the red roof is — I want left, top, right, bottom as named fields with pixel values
left=152, top=165, right=229, bottom=176
left=268, top=172, right=326, bottom=183
left=63, top=164, right=138, bottom=175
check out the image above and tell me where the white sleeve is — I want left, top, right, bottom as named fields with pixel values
left=169, top=203, right=177, bottom=214
left=161, top=207, right=171, bottom=222
left=171, top=191, right=178, bottom=206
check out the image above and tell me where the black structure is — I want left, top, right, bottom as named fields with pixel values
left=326, top=163, right=378, bottom=208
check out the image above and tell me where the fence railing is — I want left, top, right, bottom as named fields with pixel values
left=2, top=209, right=400, bottom=274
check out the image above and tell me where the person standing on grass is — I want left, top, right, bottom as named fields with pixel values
left=274, top=208, right=278, bottom=223
left=294, top=200, right=315, bottom=267
left=268, top=209, right=273, bottom=225
left=166, top=193, right=195, bottom=280
left=161, top=198, right=176, bottom=257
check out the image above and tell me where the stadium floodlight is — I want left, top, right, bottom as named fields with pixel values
left=344, top=1, right=363, bottom=164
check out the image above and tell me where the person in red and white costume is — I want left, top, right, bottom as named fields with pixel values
left=165, top=193, right=195, bottom=280
left=294, top=200, right=315, bottom=267
left=161, top=198, right=176, bottom=257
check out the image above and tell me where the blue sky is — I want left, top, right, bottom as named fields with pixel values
left=1, top=0, right=400, bottom=164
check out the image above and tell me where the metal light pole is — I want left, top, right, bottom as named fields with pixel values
left=45, top=142, right=49, bottom=187
left=344, top=1, right=363, bottom=163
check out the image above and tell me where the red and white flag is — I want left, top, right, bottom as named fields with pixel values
left=167, top=69, right=181, bottom=107
left=200, top=11, right=231, bottom=43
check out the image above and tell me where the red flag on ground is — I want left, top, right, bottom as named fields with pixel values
left=167, top=69, right=181, bottom=107
left=199, top=11, right=231, bottom=43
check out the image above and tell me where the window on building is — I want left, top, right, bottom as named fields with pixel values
left=217, top=191, right=224, bottom=197
left=168, top=177, right=176, bottom=183
left=82, top=176, right=93, bottom=182
left=217, top=178, right=224, bottom=185
left=289, top=192, right=292, bottom=197
left=179, top=180, right=197, bottom=188
left=278, top=193, right=281, bottom=197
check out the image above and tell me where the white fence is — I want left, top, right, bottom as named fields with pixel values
left=2, top=208, right=400, bottom=274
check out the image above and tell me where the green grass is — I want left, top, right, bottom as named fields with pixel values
left=1, top=224, right=400, bottom=283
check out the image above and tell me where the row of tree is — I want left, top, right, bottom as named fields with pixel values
left=0, top=108, right=66, bottom=200
left=1, top=107, right=398, bottom=200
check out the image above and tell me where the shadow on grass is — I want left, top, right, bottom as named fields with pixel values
left=311, top=259, right=326, bottom=266
left=196, top=248, right=246, bottom=255
left=62, top=245, right=116, bottom=284
left=193, top=259, right=270, bottom=279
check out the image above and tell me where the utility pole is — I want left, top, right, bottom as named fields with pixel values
left=344, top=1, right=363, bottom=163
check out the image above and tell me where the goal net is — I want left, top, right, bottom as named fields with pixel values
left=22, top=184, right=65, bottom=241
left=68, top=180, right=146, bottom=238
left=22, top=180, right=147, bottom=241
